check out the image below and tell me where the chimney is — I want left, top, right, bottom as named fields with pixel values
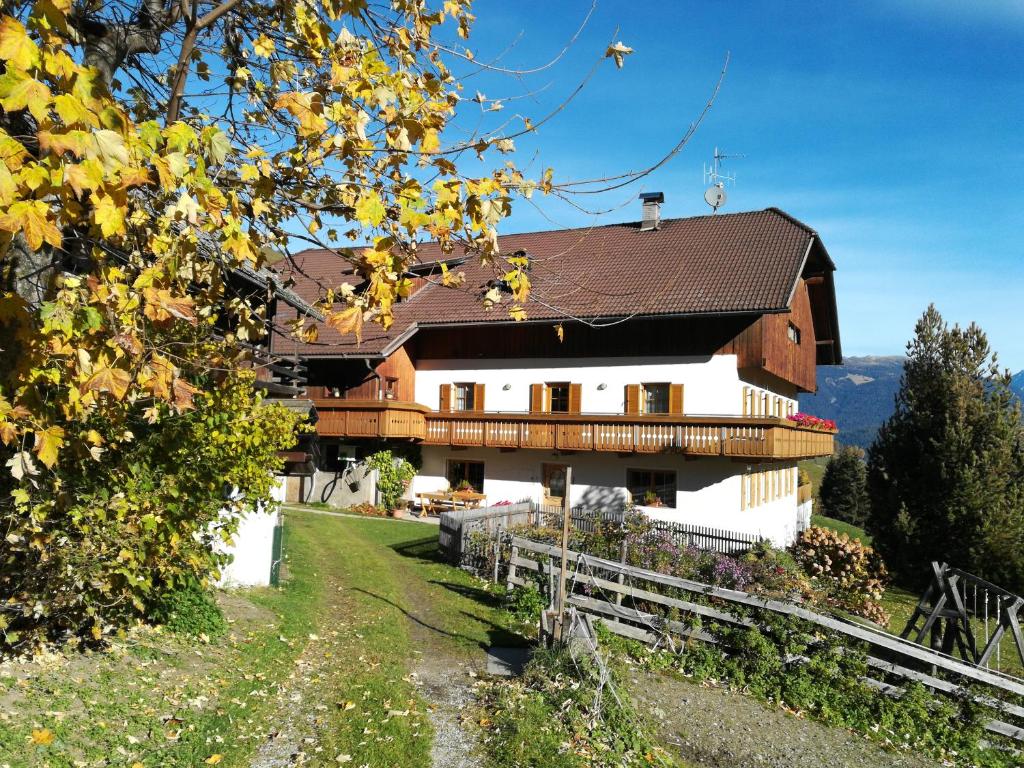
left=639, top=192, right=664, bottom=231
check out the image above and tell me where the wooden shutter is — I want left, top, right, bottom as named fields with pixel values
left=624, top=384, right=641, bottom=415
left=439, top=383, right=452, bottom=411
left=668, top=384, right=684, bottom=415
left=529, top=383, right=545, bottom=413
left=473, top=383, right=485, bottom=412
left=568, top=383, right=582, bottom=414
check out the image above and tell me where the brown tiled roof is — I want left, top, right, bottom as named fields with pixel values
left=272, top=208, right=831, bottom=358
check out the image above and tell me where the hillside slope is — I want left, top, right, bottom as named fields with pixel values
left=799, top=357, right=1024, bottom=449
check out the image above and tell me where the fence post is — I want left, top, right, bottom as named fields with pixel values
left=507, top=544, right=519, bottom=591
left=492, top=535, right=501, bottom=583
left=614, top=535, right=628, bottom=623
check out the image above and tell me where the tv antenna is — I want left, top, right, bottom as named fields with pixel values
left=703, top=146, right=745, bottom=213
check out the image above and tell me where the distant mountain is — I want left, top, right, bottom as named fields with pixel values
left=798, top=356, right=905, bottom=449
left=799, top=357, right=1024, bottom=450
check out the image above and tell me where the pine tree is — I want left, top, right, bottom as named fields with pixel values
left=820, top=446, right=869, bottom=527
left=866, top=305, right=1024, bottom=589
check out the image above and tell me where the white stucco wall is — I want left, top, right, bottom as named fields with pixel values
left=217, top=478, right=284, bottom=587
left=413, top=355, right=797, bottom=417
left=411, top=446, right=803, bottom=546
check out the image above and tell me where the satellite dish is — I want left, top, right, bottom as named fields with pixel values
left=704, top=185, right=727, bottom=211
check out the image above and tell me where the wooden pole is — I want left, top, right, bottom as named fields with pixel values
left=553, top=466, right=573, bottom=643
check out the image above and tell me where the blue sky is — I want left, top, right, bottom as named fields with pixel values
left=451, top=1, right=1024, bottom=370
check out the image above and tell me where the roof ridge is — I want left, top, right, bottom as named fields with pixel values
left=289, top=208, right=810, bottom=260
left=763, top=207, right=818, bottom=236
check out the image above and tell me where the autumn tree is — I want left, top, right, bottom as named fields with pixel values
left=866, top=305, right=1024, bottom=590
left=819, top=445, right=869, bottom=527
left=0, top=0, right=721, bottom=648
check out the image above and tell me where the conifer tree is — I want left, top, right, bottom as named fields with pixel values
left=866, top=305, right=1024, bottom=589
left=819, top=446, right=869, bottom=527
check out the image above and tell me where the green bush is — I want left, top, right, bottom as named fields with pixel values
left=366, top=450, right=416, bottom=511
left=148, top=581, right=226, bottom=638
left=504, top=583, right=547, bottom=625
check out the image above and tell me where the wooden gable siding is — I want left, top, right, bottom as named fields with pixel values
left=306, top=345, right=416, bottom=401
left=760, top=279, right=817, bottom=392
left=721, top=279, right=817, bottom=393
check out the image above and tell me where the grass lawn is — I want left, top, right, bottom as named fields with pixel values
left=0, top=510, right=522, bottom=767
left=799, top=457, right=828, bottom=497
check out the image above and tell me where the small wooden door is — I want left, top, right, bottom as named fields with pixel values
left=542, top=463, right=569, bottom=507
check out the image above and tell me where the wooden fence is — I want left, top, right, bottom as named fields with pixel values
left=537, top=505, right=765, bottom=554
left=440, top=503, right=767, bottom=566
left=438, top=501, right=536, bottom=563
left=505, top=535, right=1024, bottom=743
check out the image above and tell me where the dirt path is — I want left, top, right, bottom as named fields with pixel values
left=391, top=542, right=490, bottom=768
left=627, top=669, right=944, bottom=768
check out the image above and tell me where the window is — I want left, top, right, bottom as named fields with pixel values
left=642, top=383, right=670, bottom=414
left=321, top=442, right=354, bottom=472
left=454, top=382, right=475, bottom=411
left=627, top=469, right=676, bottom=508
left=383, top=377, right=397, bottom=400
left=446, top=459, right=484, bottom=493
left=788, top=322, right=801, bottom=344
left=548, top=382, right=570, bottom=413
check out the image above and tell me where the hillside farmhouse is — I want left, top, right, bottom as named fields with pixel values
left=270, top=199, right=841, bottom=546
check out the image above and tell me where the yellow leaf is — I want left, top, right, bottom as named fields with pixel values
left=0, top=199, right=62, bottom=250
left=326, top=305, right=363, bottom=342
left=89, top=192, right=126, bottom=237
left=0, top=17, right=40, bottom=71
left=143, top=287, right=197, bottom=325
left=37, top=128, right=90, bottom=157
left=252, top=34, right=275, bottom=57
left=33, top=425, right=64, bottom=468
left=83, top=366, right=131, bottom=400
left=91, top=129, right=129, bottom=170
left=53, top=93, right=96, bottom=127
left=63, top=159, right=103, bottom=198
left=30, top=727, right=55, bottom=746
left=354, top=191, right=385, bottom=226
left=554, top=323, right=564, bottom=342
left=205, top=754, right=224, bottom=764
left=0, top=73, right=52, bottom=122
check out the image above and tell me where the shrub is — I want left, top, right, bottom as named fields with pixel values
left=0, top=373, right=306, bottom=652
left=148, top=581, right=226, bottom=638
left=366, top=450, right=416, bottom=511
left=792, top=525, right=889, bottom=624
left=504, top=583, right=547, bottom=624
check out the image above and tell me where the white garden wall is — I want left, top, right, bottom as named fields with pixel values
left=413, top=355, right=796, bottom=417
left=410, top=446, right=803, bottom=546
left=217, top=478, right=284, bottom=588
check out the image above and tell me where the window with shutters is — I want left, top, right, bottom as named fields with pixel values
left=453, top=382, right=475, bottom=411
left=548, top=382, right=571, bottom=413
left=642, top=383, right=670, bottom=414
left=627, top=469, right=676, bottom=508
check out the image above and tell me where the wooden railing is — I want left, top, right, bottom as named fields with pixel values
left=423, top=411, right=834, bottom=459
left=312, top=399, right=428, bottom=440
left=312, top=400, right=835, bottom=459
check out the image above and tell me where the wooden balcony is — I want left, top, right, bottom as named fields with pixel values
left=312, top=400, right=835, bottom=459
left=313, top=399, right=429, bottom=440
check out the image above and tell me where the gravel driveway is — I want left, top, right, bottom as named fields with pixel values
left=627, top=669, right=946, bottom=768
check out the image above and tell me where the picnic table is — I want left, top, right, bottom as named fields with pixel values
left=416, top=490, right=486, bottom=517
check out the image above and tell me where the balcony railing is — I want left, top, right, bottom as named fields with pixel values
left=312, top=399, right=835, bottom=459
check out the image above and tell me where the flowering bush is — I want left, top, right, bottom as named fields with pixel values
left=786, top=413, right=837, bottom=432
left=791, top=526, right=889, bottom=625
left=349, top=502, right=387, bottom=517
